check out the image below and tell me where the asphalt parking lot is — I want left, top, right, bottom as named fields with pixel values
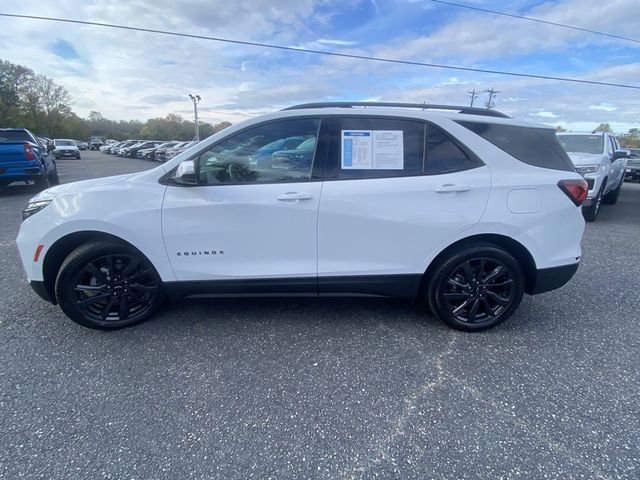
left=1, top=151, right=639, bottom=479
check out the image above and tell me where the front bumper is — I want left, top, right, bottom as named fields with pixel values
left=29, top=280, right=55, bottom=304
left=527, top=262, right=580, bottom=295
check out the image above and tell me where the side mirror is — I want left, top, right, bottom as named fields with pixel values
left=47, top=142, right=55, bottom=152
left=173, top=160, right=198, bottom=185
left=612, top=150, right=628, bottom=160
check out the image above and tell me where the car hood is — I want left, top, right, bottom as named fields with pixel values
left=567, top=152, right=604, bottom=165
left=34, top=173, right=136, bottom=199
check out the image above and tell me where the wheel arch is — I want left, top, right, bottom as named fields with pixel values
left=42, top=231, right=142, bottom=305
left=417, top=233, right=538, bottom=298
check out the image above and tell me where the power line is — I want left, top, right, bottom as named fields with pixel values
left=430, top=0, right=640, bottom=44
left=1, top=13, right=639, bottom=91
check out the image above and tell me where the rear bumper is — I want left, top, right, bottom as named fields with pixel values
left=0, top=165, right=45, bottom=181
left=528, top=262, right=579, bottom=295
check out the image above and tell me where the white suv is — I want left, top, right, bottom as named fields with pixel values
left=557, top=132, right=627, bottom=221
left=17, top=102, right=587, bottom=332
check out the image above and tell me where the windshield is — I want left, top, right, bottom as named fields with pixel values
left=558, top=135, right=604, bottom=154
left=54, top=140, right=76, bottom=146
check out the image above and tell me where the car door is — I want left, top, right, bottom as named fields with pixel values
left=162, top=117, right=325, bottom=291
left=317, top=116, right=491, bottom=295
left=608, top=135, right=625, bottom=188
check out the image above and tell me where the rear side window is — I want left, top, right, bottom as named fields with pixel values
left=325, top=117, right=425, bottom=179
left=424, top=125, right=483, bottom=175
left=457, top=121, right=575, bottom=172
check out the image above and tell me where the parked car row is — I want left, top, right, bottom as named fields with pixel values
left=98, top=139, right=200, bottom=162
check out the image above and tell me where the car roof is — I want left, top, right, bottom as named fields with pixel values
left=247, top=106, right=548, bottom=129
left=557, top=131, right=606, bottom=136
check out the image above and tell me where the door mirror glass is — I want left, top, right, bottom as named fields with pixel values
left=173, top=160, right=197, bottom=185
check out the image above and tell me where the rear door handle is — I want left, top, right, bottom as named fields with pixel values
left=277, top=192, right=313, bottom=202
left=435, top=184, right=470, bottom=193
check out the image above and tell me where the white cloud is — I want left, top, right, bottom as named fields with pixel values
left=589, top=103, right=618, bottom=112
left=0, top=0, right=637, bottom=132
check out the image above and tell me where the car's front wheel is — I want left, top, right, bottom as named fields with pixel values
left=426, top=244, right=525, bottom=332
left=582, top=185, right=603, bottom=222
left=602, top=177, right=623, bottom=205
left=55, top=241, right=164, bottom=330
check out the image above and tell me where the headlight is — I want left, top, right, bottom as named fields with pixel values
left=23, top=199, right=52, bottom=221
left=575, top=165, right=599, bottom=175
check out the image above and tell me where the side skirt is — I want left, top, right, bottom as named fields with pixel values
left=163, top=274, right=422, bottom=301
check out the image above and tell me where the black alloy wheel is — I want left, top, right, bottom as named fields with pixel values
left=442, top=258, right=516, bottom=324
left=427, top=244, right=524, bottom=331
left=56, top=242, right=164, bottom=329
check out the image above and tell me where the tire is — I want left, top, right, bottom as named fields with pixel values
left=48, top=162, right=60, bottom=185
left=602, top=177, right=623, bottom=205
left=76, top=155, right=81, bottom=160
left=582, top=185, right=604, bottom=222
left=426, top=243, right=525, bottom=332
left=33, top=176, right=49, bottom=191
left=48, top=172, right=60, bottom=185
left=55, top=241, right=164, bottom=330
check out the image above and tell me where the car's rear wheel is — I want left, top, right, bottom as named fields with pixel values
left=55, top=241, right=164, bottom=330
left=426, top=244, right=525, bottom=332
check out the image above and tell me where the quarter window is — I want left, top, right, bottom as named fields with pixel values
left=458, top=121, right=575, bottom=172
left=196, top=118, right=321, bottom=185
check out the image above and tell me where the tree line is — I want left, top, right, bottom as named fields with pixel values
left=0, top=58, right=231, bottom=141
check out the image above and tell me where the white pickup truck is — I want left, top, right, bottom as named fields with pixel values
left=557, top=132, right=628, bottom=221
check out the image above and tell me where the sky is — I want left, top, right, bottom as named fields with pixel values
left=1, top=0, right=639, bottom=132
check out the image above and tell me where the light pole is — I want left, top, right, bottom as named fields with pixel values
left=188, top=94, right=201, bottom=141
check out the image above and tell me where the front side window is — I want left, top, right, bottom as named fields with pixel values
left=197, top=118, right=320, bottom=185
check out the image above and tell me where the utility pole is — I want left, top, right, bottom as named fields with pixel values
left=484, top=88, right=499, bottom=109
left=188, top=94, right=201, bottom=141
left=468, top=89, right=479, bottom=107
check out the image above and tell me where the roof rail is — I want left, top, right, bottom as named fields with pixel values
left=282, top=102, right=510, bottom=118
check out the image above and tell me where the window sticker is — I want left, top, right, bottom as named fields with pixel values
left=341, top=130, right=404, bottom=169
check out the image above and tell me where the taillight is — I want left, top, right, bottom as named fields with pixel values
left=558, top=179, right=588, bottom=207
left=24, top=143, right=35, bottom=161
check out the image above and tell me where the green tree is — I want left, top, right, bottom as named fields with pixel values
left=593, top=123, right=611, bottom=133
left=1, top=58, right=233, bottom=141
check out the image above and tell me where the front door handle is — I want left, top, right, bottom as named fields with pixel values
left=277, top=192, right=313, bottom=202
left=435, top=184, right=470, bottom=193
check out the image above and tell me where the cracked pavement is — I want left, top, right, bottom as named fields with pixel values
left=1, top=152, right=639, bottom=479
